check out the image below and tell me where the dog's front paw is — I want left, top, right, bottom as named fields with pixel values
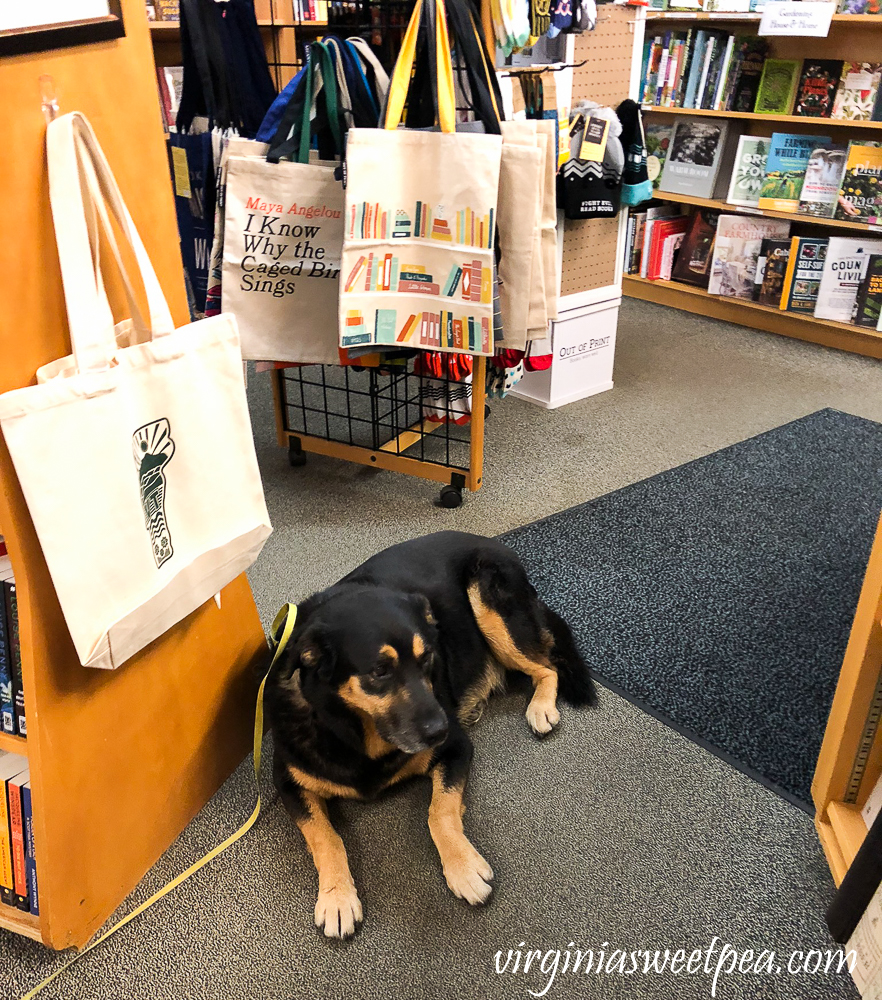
left=526, top=698, right=560, bottom=736
left=314, top=883, right=363, bottom=939
left=443, top=844, right=494, bottom=906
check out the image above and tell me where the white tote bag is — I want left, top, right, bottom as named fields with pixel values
left=339, top=0, right=502, bottom=356
left=0, top=112, right=272, bottom=670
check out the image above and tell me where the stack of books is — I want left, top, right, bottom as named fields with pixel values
left=0, top=751, right=37, bottom=915
left=0, top=557, right=24, bottom=740
left=293, top=0, right=329, bottom=21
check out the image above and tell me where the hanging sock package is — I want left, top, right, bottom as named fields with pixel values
left=339, top=0, right=502, bottom=357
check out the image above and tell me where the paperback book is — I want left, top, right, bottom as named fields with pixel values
left=797, top=145, right=848, bottom=218
left=834, top=143, right=882, bottom=223
left=757, top=133, right=832, bottom=212
left=645, top=123, right=674, bottom=190
left=728, top=37, right=769, bottom=112
left=780, top=237, right=828, bottom=313
left=659, top=119, right=736, bottom=199
left=814, top=236, right=882, bottom=321
left=754, top=59, right=800, bottom=115
left=708, top=215, right=792, bottom=298
left=854, top=253, right=882, bottom=327
left=794, top=60, right=844, bottom=118
left=671, top=209, right=720, bottom=287
left=727, top=136, right=770, bottom=207
left=756, top=239, right=792, bottom=306
left=831, top=62, right=882, bottom=121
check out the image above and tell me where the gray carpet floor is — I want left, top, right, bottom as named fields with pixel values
left=6, top=299, right=881, bottom=999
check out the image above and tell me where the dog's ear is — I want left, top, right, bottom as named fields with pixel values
left=410, top=592, right=436, bottom=627
left=293, top=624, right=336, bottom=682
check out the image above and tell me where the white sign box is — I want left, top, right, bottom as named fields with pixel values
left=759, top=1, right=834, bottom=37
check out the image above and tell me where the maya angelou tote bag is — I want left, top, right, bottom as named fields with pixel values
left=0, top=112, right=272, bottom=670
left=222, top=44, right=346, bottom=364
left=339, top=0, right=502, bottom=356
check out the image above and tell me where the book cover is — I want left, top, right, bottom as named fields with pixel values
left=756, top=239, right=792, bottom=306
left=839, top=0, right=882, bottom=11
left=794, top=60, right=844, bottom=117
left=22, top=780, right=37, bottom=916
left=832, top=62, right=882, bottom=121
left=814, top=236, right=882, bottom=321
left=0, top=557, right=13, bottom=735
left=640, top=206, right=683, bottom=277
left=7, top=770, right=29, bottom=910
left=754, top=59, right=800, bottom=115
left=757, top=133, right=832, bottom=212
left=0, top=751, right=27, bottom=909
left=797, top=145, right=848, bottom=218
left=4, top=579, right=24, bottom=738
left=728, top=36, right=769, bottom=112
left=854, top=253, right=882, bottom=327
left=645, top=123, right=674, bottom=190
left=834, top=143, right=882, bottom=223
left=671, top=209, right=720, bottom=287
left=659, top=119, right=731, bottom=198
left=708, top=214, right=791, bottom=298
left=648, top=217, right=689, bottom=279
left=780, top=237, right=829, bottom=313
left=727, top=136, right=770, bottom=207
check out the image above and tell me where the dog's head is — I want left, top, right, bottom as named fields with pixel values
left=286, top=586, right=448, bottom=755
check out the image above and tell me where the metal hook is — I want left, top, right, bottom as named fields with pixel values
left=39, top=75, right=58, bottom=123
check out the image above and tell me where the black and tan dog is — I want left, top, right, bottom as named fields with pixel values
left=266, top=530, right=595, bottom=938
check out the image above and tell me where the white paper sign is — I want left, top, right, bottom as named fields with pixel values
left=759, top=1, right=834, bottom=37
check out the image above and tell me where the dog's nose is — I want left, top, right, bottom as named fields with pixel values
left=420, top=716, right=448, bottom=746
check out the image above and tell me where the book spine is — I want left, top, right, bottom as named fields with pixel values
left=0, top=577, right=12, bottom=735
left=7, top=780, right=27, bottom=909
left=655, top=33, right=672, bottom=106
left=4, top=582, right=23, bottom=738
left=673, top=30, right=694, bottom=107
left=714, top=36, right=735, bottom=110
left=696, top=36, right=715, bottom=110
left=0, top=772, right=13, bottom=907
left=779, top=237, right=801, bottom=311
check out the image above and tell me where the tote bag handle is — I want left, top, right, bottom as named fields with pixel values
left=47, top=113, right=176, bottom=374
left=384, top=0, right=456, bottom=134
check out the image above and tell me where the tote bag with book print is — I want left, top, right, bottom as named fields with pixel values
left=0, top=113, right=271, bottom=670
left=339, top=0, right=502, bottom=356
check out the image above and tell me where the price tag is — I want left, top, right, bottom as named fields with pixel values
left=170, top=145, right=191, bottom=199
left=758, top=1, right=834, bottom=37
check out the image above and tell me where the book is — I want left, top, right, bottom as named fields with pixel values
left=0, top=557, right=13, bottom=735
left=21, top=779, right=37, bottom=916
left=755, top=239, right=791, bottom=306
left=814, top=236, right=882, bottom=321
left=754, top=59, right=800, bottom=115
left=727, top=136, right=770, bottom=207
left=645, top=123, right=674, bottom=190
left=708, top=214, right=791, bottom=298
left=3, top=578, right=24, bottom=738
left=797, top=145, right=848, bottom=218
left=640, top=205, right=683, bottom=278
left=7, top=769, right=28, bottom=910
left=647, top=217, right=690, bottom=279
left=854, top=253, right=882, bottom=327
left=757, top=133, right=832, bottom=212
left=682, top=31, right=709, bottom=108
left=671, top=209, right=720, bottom=287
left=780, top=237, right=829, bottom=313
left=794, top=60, right=844, bottom=118
left=839, top=0, right=882, bottom=11
left=0, top=751, right=27, bottom=908
left=834, top=143, right=882, bottom=223
left=832, top=62, right=882, bottom=121
left=728, top=36, right=769, bottom=112
left=659, top=119, right=736, bottom=199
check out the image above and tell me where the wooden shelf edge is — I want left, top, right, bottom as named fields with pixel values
left=0, top=902, right=42, bottom=943
left=815, top=814, right=849, bottom=886
left=642, top=105, right=882, bottom=130
left=651, top=190, right=882, bottom=234
left=0, top=732, right=26, bottom=756
left=623, top=274, right=882, bottom=358
left=827, top=801, right=868, bottom=870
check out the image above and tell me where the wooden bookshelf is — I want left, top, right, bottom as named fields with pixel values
left=0, top=732, right=26, bottom=755
left=646, top=11, right=882, bottom=23
left=643, top=105, right=882, bottom=130
left=651, top=190, right=882, bottom=233
left=623, top=274, right=882, bottom=358
left=813, top=512, right=882, bottom=883
left=0, top=0, right=268, bottom=949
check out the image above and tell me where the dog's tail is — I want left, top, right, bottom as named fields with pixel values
left=542, top=603, right=597, bottom=707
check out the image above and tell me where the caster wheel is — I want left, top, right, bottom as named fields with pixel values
left=439, top=485, right=463, bottom=509
left=288, top=443, right=307, bottom=467
left=484, top=404, right=491, bottom=419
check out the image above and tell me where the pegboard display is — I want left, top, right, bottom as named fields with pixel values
left=561, top=3, right=637, bottom=298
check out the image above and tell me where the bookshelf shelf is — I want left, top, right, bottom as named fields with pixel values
left=646, top=12, right=882, bottom=24
left=0, top=732, right=26, bottom=755
left=642, top=105, right=882, bottom=130
left=622, top=274, right=882, bottom=358
left=652, top=190, right=882, bottom=233
left=0, top=901, right=41, bottom=943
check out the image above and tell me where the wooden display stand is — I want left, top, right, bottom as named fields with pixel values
left=627, top=11, right=882, bottom=360
left=0, top=0, right=267, bottom=948
left=813, top=513, right=882, bottom=884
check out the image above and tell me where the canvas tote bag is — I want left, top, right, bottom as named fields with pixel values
left=0, top=112, right=271, bottom=670
left=222, top=45, right=345, bottom=363
left=339, top=0, right=502, bottom=356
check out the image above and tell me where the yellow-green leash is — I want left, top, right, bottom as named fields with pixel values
left=21, top=603, right=298, bottom=1000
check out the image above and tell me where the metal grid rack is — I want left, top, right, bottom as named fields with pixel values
left=271, top=357, right=487, bottom=506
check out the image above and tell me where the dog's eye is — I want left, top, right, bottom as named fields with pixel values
left=372, top=660, right=393, bottom=679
